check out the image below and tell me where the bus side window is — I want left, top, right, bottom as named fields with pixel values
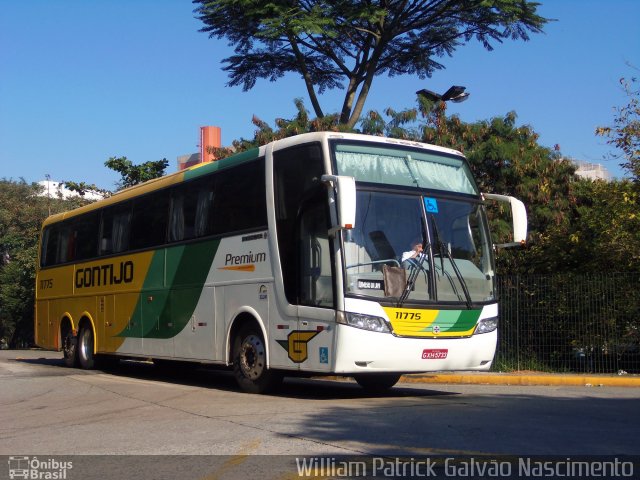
left=73, top=212, right=100, bottom=261
left=170, top=177, right=214, bottom=242
left=169, top=191, right=186, bottom=242
left=57, top=224, right=74, bottom=263
left=194, top=188, right=214, bottom=237
left=41, top=225, right=60, bottom=267
left=211, top=161, right=266, bottom=235
left=100, top=202, right=132, bottom=255
left=130, top=192, right=169, bottom=250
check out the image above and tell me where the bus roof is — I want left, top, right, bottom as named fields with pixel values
left=42, top=147, right=261, bottom=227
left=42, top=132, right=465, bottom=228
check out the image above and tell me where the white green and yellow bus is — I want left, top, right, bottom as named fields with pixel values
left=35, top=132, right=526, bottom=393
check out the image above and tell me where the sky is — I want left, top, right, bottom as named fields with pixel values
left=1, top=1, right=639, bottom=190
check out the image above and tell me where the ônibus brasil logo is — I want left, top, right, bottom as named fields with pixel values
left=8, top=456, right=73, bottom=480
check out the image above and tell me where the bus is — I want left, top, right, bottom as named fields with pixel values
left=35, top=132, right=526, bottom=393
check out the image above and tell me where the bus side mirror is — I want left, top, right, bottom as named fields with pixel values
left=322, top=175, right=356, bottom=236
left=483, top=193, right=528, bottom=247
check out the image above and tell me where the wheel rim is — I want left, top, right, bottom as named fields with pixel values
left=79, top=328, right=92, bottom=361
left=239, top=334, right=265, bottom=379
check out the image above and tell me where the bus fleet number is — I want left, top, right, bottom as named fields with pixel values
left=395, top=311, right=422, bottom=320
left=40, top=279, right=53, bottom=290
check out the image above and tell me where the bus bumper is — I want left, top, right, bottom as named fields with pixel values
left=333, top=323, right=497, bottom=373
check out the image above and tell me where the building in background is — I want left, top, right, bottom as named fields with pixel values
left=36, top=179, right=104, bottom=201
left=177, top=126, right=221, bottom=171
left=557, top=155, right=614, bottom=181
left=568, top=158, right=613, bottom=181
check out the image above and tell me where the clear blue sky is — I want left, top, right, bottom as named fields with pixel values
left=1, top=1, right=639, bottom=190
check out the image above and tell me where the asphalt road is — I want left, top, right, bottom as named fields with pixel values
left=1, top=350, right=638, bottom=479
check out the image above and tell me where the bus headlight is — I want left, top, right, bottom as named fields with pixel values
left=337, top=311, right=392, bottom=334
left=474, top=317, right=498, bottom=335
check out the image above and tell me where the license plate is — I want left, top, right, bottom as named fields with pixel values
left=422, top=349, right=448, bottom=359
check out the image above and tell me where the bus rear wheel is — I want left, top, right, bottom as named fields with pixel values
left=354, top=373, right=401, bottom=392
left=232, top=325, right=281, bottom=394
left=77, top=325, right=96, bottom=370
left=62, top=329, right=78, bottom=368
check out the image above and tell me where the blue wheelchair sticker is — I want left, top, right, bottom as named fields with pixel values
left=319, top=347, right=329, bottom=364
left=424, top=197, right=439, bottom=214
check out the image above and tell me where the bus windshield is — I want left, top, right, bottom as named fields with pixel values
left=333, top=141, right=494, bottom=305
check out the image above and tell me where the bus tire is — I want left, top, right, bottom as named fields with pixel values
left=77, top=325, right=96, bottom=370
left=232, top=325, right=282, bottom=394
left=354, top=373, right=401, bottom=392
left=62, top=329, right=78, bottom=368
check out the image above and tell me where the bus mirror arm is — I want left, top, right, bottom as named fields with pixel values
left=322, top=175, right=357, bottom=237
left=483, top=193, right=528, bottom=247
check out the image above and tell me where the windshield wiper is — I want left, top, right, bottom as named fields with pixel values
left=430, top=214, right=473, bottom=309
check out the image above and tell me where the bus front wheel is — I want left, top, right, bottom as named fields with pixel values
left=77, top=325, right=96, bottom=370
left=354, top=373, right=401, bottom=392
left=232, top=325, right=281, bottom=394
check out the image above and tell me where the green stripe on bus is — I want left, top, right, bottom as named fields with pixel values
left=117, top=238, right=220, bottom=339
left=445, top=309, right=481, bottom=332
left=183, top=148, right=260, bottom=181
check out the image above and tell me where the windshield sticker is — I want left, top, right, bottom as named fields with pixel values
left=424, top=197, right=439, bottom=214
left=357, top=279, right=383, bottom=290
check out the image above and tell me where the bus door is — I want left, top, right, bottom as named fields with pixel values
left=98, top=295, right=120, bottom=354
left=113, top=293, right=142, bottom=354
left=34, top=300, right=47, bottom=348
left=272, top=143, right=336, bottom=372
left=173, top=286, right=217, bottom=361
left=141, top=289, right=172, bottom=357
left=295, top=194, right=336, bottom=370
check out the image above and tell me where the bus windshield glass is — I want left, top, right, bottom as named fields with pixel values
left=333, top=141, right=494, bottom=305
left=343, top=191, right=494, bottom=304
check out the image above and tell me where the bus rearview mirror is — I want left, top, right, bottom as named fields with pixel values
left=483, top=193, right=528, bottom=247
left=322, top=175, right=356, bottom=234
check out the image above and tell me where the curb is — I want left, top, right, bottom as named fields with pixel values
left=401, top=373, right=640, bottom=388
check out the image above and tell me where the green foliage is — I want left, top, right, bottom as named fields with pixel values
left=563, top=179, right=640, bottom=271
left=357, top=103, right=580, bottom=272
left=65, top=156, right=169, bottom=196
left=208, top=98, right=346, bottom=159
left=596, top=75, right=640, bottom=182
left=105, top=156, right=169, bottom=191
left=222, top=97, right=640, bottom=276
left=63, top=180, right=111, bottom=198
left=0, top=180, right=88, bottom=347
left=0, top=152, right=167, bottom=347
left=194, top=0, right=549, bottom=127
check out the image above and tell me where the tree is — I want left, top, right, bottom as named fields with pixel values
left=358, top=101, right=579, bottom=271
left=563, top=179, right=640, bottom=272
left=194, top=0, right=548, bottom=128
left=104, top=156, right=169, bottom=190
left=596, top=75, right=640, bottom=182
left=0, top=180, right=87, bottom=347
left=64, top=156, right=169, bottom=195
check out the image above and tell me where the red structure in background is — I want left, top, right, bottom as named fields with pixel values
left=178, top=126, right=221, bottom=171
